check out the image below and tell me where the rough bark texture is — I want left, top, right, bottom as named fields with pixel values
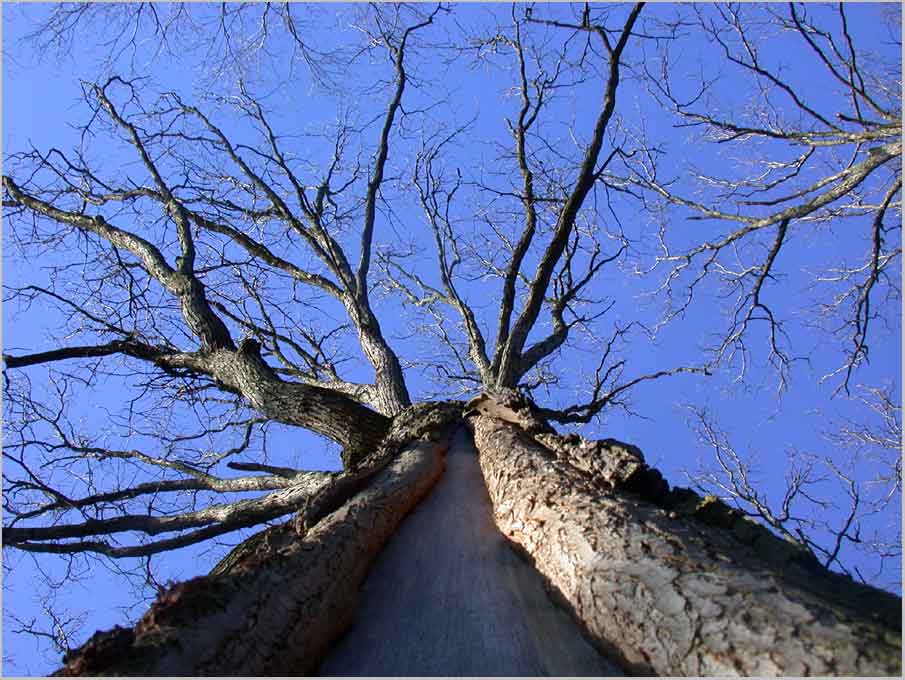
left=53, top=439, right=447, bottom=677
left=469, top=410, right=902, bottom=676
left=205, top=340, right=392, bottom=459
left=340, top=399, right=463, bottom=468
left=207, top=401, right=462, bottom=577
left=347, top=302, right=411, bottom=417
left=49, top=397, right=902, bottom=676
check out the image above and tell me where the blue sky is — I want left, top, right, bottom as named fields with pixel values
left=2, top=3, right=901, bottom=675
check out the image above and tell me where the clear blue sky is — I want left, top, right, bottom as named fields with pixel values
left=2, top=4, right=901, bottom=674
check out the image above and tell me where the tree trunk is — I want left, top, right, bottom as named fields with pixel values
left=468, top=409, right=902, bottom=676
left=52, top=399, right=902, bottom=677
left=318, top=427, right=622, bottom=676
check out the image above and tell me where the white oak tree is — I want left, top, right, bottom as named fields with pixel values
left=2, top=3, right=900, bottom=676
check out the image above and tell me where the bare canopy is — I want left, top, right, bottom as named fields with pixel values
left=2, top=2, right=900, bottom=673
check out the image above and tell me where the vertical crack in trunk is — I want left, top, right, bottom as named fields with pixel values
left=318, top=427, right=624, bottom=676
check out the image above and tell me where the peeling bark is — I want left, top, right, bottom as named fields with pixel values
left=469, top=411, right=902, bottom=676
left=54, top=439, right=447, bottom=677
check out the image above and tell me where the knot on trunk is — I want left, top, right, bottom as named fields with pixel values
left=464, top=389, right=554, bottom=435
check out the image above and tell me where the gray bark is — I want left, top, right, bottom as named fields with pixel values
left=4, top=471, right=332, bottom=545
left=319, top=427, right=622, bottom=676
left=2, top=174, right=401, bottom=451
left=346, top=302, right=411, bottom=416
left=469, top=408, right=902, bottom=676
left=493, top=4, right=643, bottom=388
left=166, top=339, right=393, bottom=458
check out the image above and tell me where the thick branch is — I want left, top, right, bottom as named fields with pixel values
left=2, top=340, right=162, bottom=369
left=491, top=22, right=542, bottom=375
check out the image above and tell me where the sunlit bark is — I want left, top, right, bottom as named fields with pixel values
left=469, top=403, right=901, bottom=676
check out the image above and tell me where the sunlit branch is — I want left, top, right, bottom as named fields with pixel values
left=4, top=473, right=331, bottom=545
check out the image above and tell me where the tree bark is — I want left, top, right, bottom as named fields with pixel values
left=468, top=409, right=902, bottom=676
left=346, top=302, right=411, bottom=416
left=50, top=399, right=902, bottom=677
left=318, top=427, right=622, bottom=676
left=201, top=340, right=392, bottom=460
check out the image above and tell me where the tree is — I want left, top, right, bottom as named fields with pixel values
left=2, top=3, right=901, bottom=675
